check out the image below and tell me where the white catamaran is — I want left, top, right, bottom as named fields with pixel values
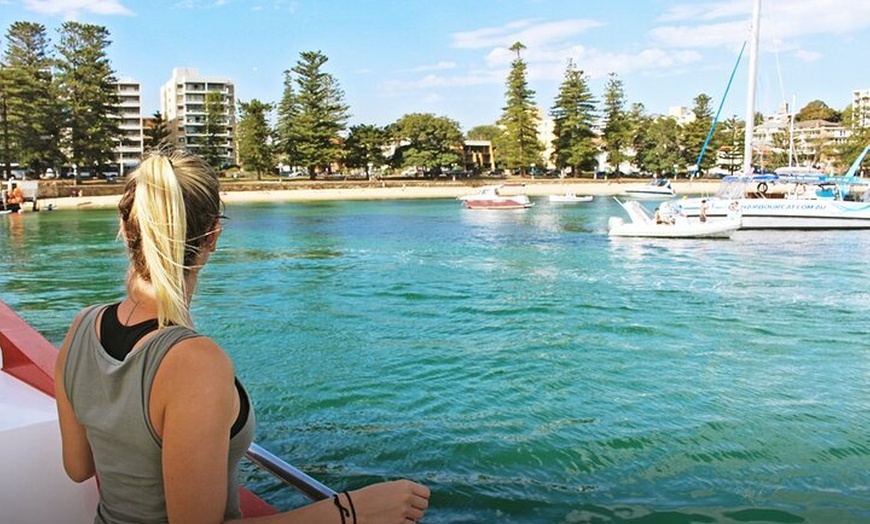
left=672, top=0, right=870, bottom=229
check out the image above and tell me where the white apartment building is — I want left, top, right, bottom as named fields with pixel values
left=853, top=89, right=870, bottom=128
left=160, top=68, right=235, bottom=166
left=111, top=78, right=144, bottom=174
left=668, top=106, right=696, bottom=126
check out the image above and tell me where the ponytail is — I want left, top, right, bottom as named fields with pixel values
left=119, top=150, right=222, bottom=329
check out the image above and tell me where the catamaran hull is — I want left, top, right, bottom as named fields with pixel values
left=676, top=198, right=870, bottom=229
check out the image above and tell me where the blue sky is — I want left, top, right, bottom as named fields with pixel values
left=2, top=0, right=869, bottom=132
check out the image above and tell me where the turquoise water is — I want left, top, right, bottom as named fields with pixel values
left=2, top=197, right=869, bottom=523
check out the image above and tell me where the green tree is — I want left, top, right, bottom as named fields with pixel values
left=236, top=99, right=273, bottom=180
left=276, top=51, right=349, bottom=178
left=767, top=129, right=791, bottom=169
left=601, top=72, right=628, bottom=175
left=719, top=115, right=745, bottom=176
left=466, top=124, right=502, bottom=142
left=549, top=59, right=597, bottom=175
left=680, top=93, right=719, bottom=174
left=344, top=124, right=388, bottom=179
left=624, top=102, right=649, bottom=174
left=274, top=70, right=299, bottom=169
left=0, top=21, right=62, bottom=178
left=635, top=116, right=682, bottom=176
left=391, top=113, right=463, bottom=174
left=496, top=42, right=542, bottom=175
left=54, top=21, right=118, bottom=183
left=199, top=90, right=228, bottom=169
left=796, top=99, right=840, bottom=123
left=143, top=110, right=170, bottom=152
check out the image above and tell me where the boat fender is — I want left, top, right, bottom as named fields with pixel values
left=795, top=184, right=806, bottom=196
left=757, top=182, right=768, bottom=194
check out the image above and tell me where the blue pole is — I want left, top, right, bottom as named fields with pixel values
left=695, top=41, right=747, bottom=171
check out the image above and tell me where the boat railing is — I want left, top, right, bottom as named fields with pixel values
left=245, top=442, right=336, bottom=501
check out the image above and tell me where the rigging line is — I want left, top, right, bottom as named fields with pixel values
left=695, top=40, right=747, bottom=171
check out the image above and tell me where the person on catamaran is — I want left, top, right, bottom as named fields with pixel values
left=699, top=199, right=708, bottom=223
left=55, top=150, right=430, bottom=524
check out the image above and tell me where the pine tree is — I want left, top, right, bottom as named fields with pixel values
left=496, top=42, right=542, bottom=175
left=237, top=99, right=274, bottom=180
left=0, top=21, right=63, bottom=178
left=680, top=93, right=720, bottom=174
left=274, top=70, right=299, bottom=169
left=550, top=59, right=597, bottom=176
left=143, top=110, right=170, bottom=152
left=276, top=51, right=349, bottom=178
left=601, top=72, right=628, bottom=175
left=54, top=21, right=118, bottom=182
left=200, top=90, right=228, bottom=169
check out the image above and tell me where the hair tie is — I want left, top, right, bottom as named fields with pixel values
left=333, top=494, right=350, bottom=524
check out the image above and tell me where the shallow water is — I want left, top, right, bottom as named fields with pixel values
left=2, top=197, right=868, bottom=523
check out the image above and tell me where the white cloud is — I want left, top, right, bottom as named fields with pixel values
left=793, top=49, right=822, bottom=63
left=402, top=61, right=458, bottom=73
left=452, top=18, right=603, bottom=50
left=380, top=69, right=504, bottom=93
left=652, top=0, right=870, bottom=50
left=24, top=0, right=134, bottom=16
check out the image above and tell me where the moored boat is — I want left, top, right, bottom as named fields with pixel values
left=672, top=146, right=870, bottom=229
left=548, top=193, right=593, bottom=203
left=457, top=185, right=534, bottom=209
left=621, top=178, right=675, bottom=200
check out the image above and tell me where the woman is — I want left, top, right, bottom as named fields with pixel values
left=55, top=150, right=429, bottom=524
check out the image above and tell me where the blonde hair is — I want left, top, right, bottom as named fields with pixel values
left=118, top=150, right=223, bottom=328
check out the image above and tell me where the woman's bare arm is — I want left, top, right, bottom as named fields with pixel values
left=54, top=310, right=96, bottom=483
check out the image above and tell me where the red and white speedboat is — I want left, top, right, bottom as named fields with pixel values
left=457, top=185, right=534, bottom=209
left=0, top=300, right=329, bottom=522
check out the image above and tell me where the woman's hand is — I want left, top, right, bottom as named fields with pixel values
left=346, top=480, right=430, bottom=524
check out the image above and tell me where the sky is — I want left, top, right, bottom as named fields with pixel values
left=2, top=0, right=869, bottom=132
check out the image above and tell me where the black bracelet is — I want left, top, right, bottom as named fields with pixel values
left=343, top=490, right=357, bottom=524
left=333, top=494, right=350, bottom=524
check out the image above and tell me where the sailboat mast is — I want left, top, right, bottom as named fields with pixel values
left=742, top=0, right=762, bottom=175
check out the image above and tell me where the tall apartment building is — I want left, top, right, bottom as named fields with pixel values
left=111, top=78, right=144, bottom=174
left=853, top=89, right=870, bottom=129
left=160, top=68, right=235, bottom=166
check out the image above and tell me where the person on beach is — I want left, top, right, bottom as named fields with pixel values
left=5, top=182, right=24, bottom=212
left=54, top=150, right=429, bottom=524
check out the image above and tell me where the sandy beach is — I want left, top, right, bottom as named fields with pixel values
left=37, top=179, right=721, bottom=211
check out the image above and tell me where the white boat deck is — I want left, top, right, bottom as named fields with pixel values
left=0, top=368, right=98, bottom=523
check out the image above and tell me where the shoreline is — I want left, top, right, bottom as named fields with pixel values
left=35, top=179, right=721, bottom=211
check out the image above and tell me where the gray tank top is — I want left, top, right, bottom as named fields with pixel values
left=64, top=305, right=255, bottom=523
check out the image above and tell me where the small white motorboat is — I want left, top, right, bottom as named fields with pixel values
left=608, top=198, right=741, bottom=239
left=548, top=193, right=593, bottom=204
left=458, top=185, right=534, bottom=209
left=622, top=178, right=675, bottom=200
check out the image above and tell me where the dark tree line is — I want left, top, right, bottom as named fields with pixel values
left=0, top=21, right=119, bottom=182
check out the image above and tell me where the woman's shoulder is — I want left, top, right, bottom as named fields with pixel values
left=160, top=333, right=235, bottom=380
